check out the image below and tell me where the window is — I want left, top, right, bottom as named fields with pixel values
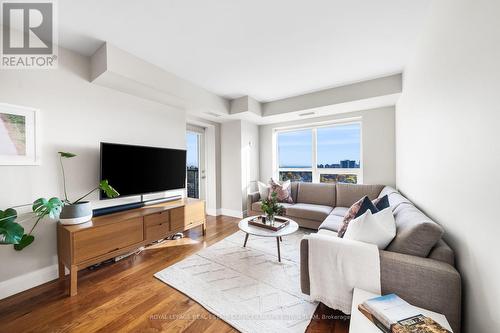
left=276, top=122, right=362, bottom=184
left=277, top=129, right=313, bottom=182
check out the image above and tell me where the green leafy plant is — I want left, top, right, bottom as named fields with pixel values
left=0, top=198, right=63, bottom=250
left=0, top=152, right=119, bottom=251
left=260, top=192, right=285, bottom=221
left=0, top=208, right=24, bottom=245
left=14, top=198, right=63, bottom=250
left=59, top=151, right=77, bottom=203
left=58, top=152, right=119, bottom=204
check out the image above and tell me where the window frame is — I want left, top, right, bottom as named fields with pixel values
left=273, top=119, right=363, bottom=184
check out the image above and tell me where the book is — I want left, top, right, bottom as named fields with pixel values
left=359, top=294, right=451, bottom=333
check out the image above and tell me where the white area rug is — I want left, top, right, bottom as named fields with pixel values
left=155, top=229, right=318, bottom=333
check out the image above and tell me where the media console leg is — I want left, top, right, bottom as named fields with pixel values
left=202, top=222, right=207, bottom=236
left=58, top=260, right=65, bottom=280
left=70, top=265, right=78, bottom=296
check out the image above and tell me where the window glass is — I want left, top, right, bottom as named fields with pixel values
left=279, top=171, right=313, bottom=183
left=317, top=123, right=360, bottom=169
left=277, top=129, right=312, bottom=168
left=320, top=174, right=357, bottom=184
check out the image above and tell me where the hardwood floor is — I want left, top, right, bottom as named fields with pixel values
left=0, top=215, right=349, bottom=333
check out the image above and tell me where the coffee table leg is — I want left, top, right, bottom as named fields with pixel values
left=243, top=233, right=249, bottom=247
left=276, top=237, right=281, bottom=262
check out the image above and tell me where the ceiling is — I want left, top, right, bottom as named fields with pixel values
left=58, top=0, right=430, bottom=102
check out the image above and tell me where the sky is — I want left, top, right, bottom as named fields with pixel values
left=278, top=123, right=360, bottom=168
left=186, top=132, right=199, bottom=167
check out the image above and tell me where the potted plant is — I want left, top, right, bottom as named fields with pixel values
left=0, top=152, right=120, bottom=249
left=260, top=192, right=285, bottom=224
left=57, top=152, right=119, bottom=225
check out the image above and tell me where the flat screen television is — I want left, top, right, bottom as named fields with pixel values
left=100, top=142, right=187, bottom=199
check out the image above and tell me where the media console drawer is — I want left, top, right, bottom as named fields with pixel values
left=73, top=217, right=144, bottom=263
left=144, top=211, right=169, bottom=226
left=144, top=211, right=170, bottom=242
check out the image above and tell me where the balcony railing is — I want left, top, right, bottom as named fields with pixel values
left=187, top=167, right=199, bottom=198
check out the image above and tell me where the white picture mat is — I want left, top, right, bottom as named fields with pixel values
left=0, top=103, right=40, bottom=165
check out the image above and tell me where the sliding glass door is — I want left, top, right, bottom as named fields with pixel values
left=186, top=128, right=205, bottom=199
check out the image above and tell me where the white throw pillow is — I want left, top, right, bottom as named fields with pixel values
left=343, top=207, right=396, bottom=249
left=257, top=181, right=270, bottom=200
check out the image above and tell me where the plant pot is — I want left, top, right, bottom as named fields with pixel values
left=59, top=202, right=93, bottom=225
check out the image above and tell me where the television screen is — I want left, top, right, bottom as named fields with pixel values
left=100, top=142, right=186, bottom=198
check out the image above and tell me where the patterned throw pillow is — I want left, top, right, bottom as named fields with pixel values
left=268, top=179, right=294, bottom=203
left=337, top=196, right=366, bottom=237
left=338, top=195, right=391, bottom=237
left=373, top=195, right=390, bottom=211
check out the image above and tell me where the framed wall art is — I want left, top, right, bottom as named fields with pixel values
left=0, top=103, right=40, bottom=165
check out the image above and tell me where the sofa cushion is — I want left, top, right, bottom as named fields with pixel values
left=318, top=214, right=344, bottom=232
left=386, top=204, right=445, bottom=258
left=336, top=183, right=384, bottom=207
left=317, top=229, right=338, bottom=237
left=286, top=203, right=333, bottom=222
left=251, top=201, right=293, bottom=213
left=269, top=179, right=293, bottom=203
left=330, top=207, right=348, bottom=217
left=296, top=182, right=336, bottom=207
left=388, top=192, right=412, bottom=211
left=378, top=186, right=412, bottom=212
left=378, top=185, right=399, bottom=198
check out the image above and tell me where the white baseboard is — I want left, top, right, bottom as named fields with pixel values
left=0, top=264, right=59, bottom=300
left=206, top=208, right=222, bottom=216
left=219, top=208, right=243, bottom=218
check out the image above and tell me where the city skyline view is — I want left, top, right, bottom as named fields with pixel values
left=186, top=132, right=199, bottom=168
left=278, top=123, right=361, bottom=168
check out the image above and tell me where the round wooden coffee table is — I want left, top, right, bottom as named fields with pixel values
left=238, top=216, right=299, bottom=262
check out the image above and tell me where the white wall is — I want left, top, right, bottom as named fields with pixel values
left=220, top=120, right=259, bottom=217
left=220, top=121, right=242, bottom=216
left=241, top=121, right=260, bottom=210
left=396, top=1, right=500, bottom=332
left=0, top=47, right=186, bottom=297
left=260, top=107, right=396, bottom=186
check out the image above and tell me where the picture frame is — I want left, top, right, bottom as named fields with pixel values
left=0, top=103, right=40, bottom=165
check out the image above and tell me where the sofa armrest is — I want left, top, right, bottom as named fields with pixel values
left=380, top=250, right=461, bottom=333
left=300, top=239, right=461, bottom=333
left=247, top=191, right=261, bottom=214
